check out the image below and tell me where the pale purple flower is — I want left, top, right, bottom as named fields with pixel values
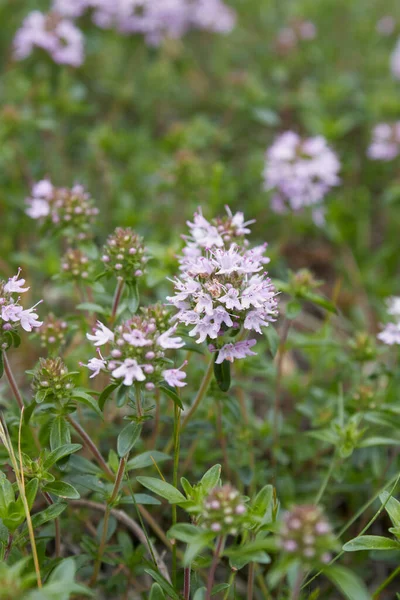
left=1, top=303, right=23, bottom=323
left=112, top=358, right=146, bottom=385
left=157, top=325, right=185, bottom=349
left=52, top=0, right=92, bottom=18
left=13, top=11, right=84, bottom=67
left=84, top=356, right=107, bottom=378
left=162, top=362, right=187, bottom=387
left=263, top=131, right=340, bottom=222
left=123, top=330, right=152, bottom=347
left=368, top=123, right=400, bottom=160
left=391, top=38, right=400, bottom=79
left=26, top=199, right=51, bottom=219
left=18, top=303, right=43, bottom=332
left=4, top=269, right=29, bottom=294
left=215, top=339, right=257, bottom=364
left=87, top=321, right=114, bottom=346
left=387, top=296, right=400, bottom=317
left=378, top=323, right=400, bottom=345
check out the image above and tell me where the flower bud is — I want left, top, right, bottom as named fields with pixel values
left=200, top=485, right=247, bottom=537
left=102, top=227, right=147, bottom=283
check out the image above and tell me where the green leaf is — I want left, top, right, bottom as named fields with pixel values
left=0, top=476, right=15, bottom=512
left=251, top=485, right=274, bottom=524
left=263, top=326, right=280, bottom=357
left=200, top=464, right=221, bottom=493
left=20, top=503, right=67, bottom=535
left=126, top=451, right=171, bottom=471
left=224, top=538, right=277, bottom=557
left=159, top=384, right=183, bottom=409
left=380, top=491, right=400, bottom=528
left=0, top=352, right=3, bottom=379
left=25, top=478, right=39, bottom=510
left=343, top=535, right=400, bottom=552
left=214, top=359, right=231, bottom=392
left=324, top=565, right=371, bottom=600
left=167, top=523, right=201, bottom=543
left=43, top=481, right=80, bottom=499
left=72, top=389, right=103, bottom=418
left=303, top=291, right=337, bottom=313
left=184, top=532, right=215, bottom=566
left=117, top=422, right=142, bottom=457
left=144, top=568, right=179, bottom=600
left=50, top=417, right=71, bottom=451
left=98, top=382, right=120, bottom=411
left=136, top=477, right=186, bottom=504
left=193, top=588, right=206, bottom=600
left=76, top=303, right=106, bottom=314
left=43, top=444, right=82, bottom=470
left=359, top=437, right=400, bottom=447
left=149, top=583, right=166, bottom=600
left=127, top=282, right=140, bottom=314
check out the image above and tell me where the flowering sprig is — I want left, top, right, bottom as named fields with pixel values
left=168, top=208, right=278, bottom=366
left=0, top=270, right=42, bottom=347
left=26, top=180, right=98, bottom=240
left=279, top=505, right=337, bottom=566
left=83, top=304, right=186, bottom=390
left=13, top=11, right=84, bottom=67
left=37, top=314, right=69, bottom=353
left=263, top=131, right=340, bottom=224
left=200, top=484, right=247, bottom=536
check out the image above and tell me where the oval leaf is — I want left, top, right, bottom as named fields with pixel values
left=136, top=476, right=186, bottom=504
left=117, top=422, right=142, bottom=457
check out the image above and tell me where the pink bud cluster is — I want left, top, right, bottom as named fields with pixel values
left=61, top=248, right=91, bottom=281
left=83, top=304, right=186, bottom=389
left=276, top=19, right=317, bottom=54
left=168, top=207, right=278, bottom=364
left=101, top=227, right=147, bottom=283
left=26, top=180, right=99, bottom=239
left=368, top=123, right=400, bottom=161
left=377, top=296, right=400, bottom=345
left=13, top=11, right=84, bottom=67
left=279, top=505, right=335, bottom=565
left=39, top=314, right=69, bottom=351
left=263, top=132, right=340, bottom=224
left=0, top=270, right=42, bottom=341
left=201, top=485, right=247, bottom=536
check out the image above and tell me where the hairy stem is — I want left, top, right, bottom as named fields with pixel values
left=181, top=356, right=214, bottom=430
left=67, top=415, right=114, bottom=479
left=3, top=351, right=24, bottom=409
left=183, top=567, right=191, bottom=600
left=172, top=402, right=181, bottom=587
left=247, top=562, right=255, bottom=600
left=4, top=533, right=13, bottom=561
left=91, top=455, right=128, bottom=586
left=206, top=536, right=225, bottom=600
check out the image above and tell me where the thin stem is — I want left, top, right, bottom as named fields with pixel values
left=182, top=356, right=214, bottom=430
left=91, top=455, right=128, bottom=586
left=4, top=533, right=13, bottom=561
left=314, top=452, right=337, bottom=505
left=67, top=415, right=114, bottom=479
left=43, top=492, right=61, bottom=558
left=3, top=351, right=24, bottom=409
left=216, top=401, right=231, bottom=481
left=373, top=564, right=400, bottom=598
left=172, top=402, right=181, bottom=587
left=206, top=536, right=225, bottom=600
left=183, top=567, right=191, bottom=600
left=71, top=499, right=170, bottom=582
left=110, top=278, right=124, bottom=325
left=247, top=562, right=255, bottom=600
left=273, top=319, right=291, bottom=460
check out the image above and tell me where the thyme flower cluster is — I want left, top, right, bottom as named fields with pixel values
left=0, top=270, right=42, bottom=342
left=377, top=296, right=400, bottom=345
left=368, top=123, right=400, bottom=161
left=84, top=304, right=186, bottom=389
left=14, top=0, right=235, bottom=66
left=279, top=505, right=336, bottom=565
left=200, top=485, right=247, bottom=536
left=263, top=131, right=340, bottom=223
left=168, top=208, right=278, bottom=364
left=39, top=314, right=69, bottom=352
left=26, top=180, right=99, bottom=239
left=32, top=357, right=75, bottom=403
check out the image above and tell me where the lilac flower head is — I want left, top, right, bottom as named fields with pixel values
left=169, top=208, right=278, bottom=364
left=61, top=248, right=91, bottom=281
left=279, top=505, right=337, bottom=565
left=0, top=270, right=42, bottom=342
left=368, top=123, right=400, bottom=161
left=26, top=180, right=98, bottom=240
left=84, top=303, right=185, bottom=390
left=38, top=314, right=69, bottom=352
left=201, top=484, right=247, bottom=537
left=263, top=131, right=340, bottom=224
left=13, top=11, right=84, bottom=67
left=378, top=296, right=400, bottom=345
